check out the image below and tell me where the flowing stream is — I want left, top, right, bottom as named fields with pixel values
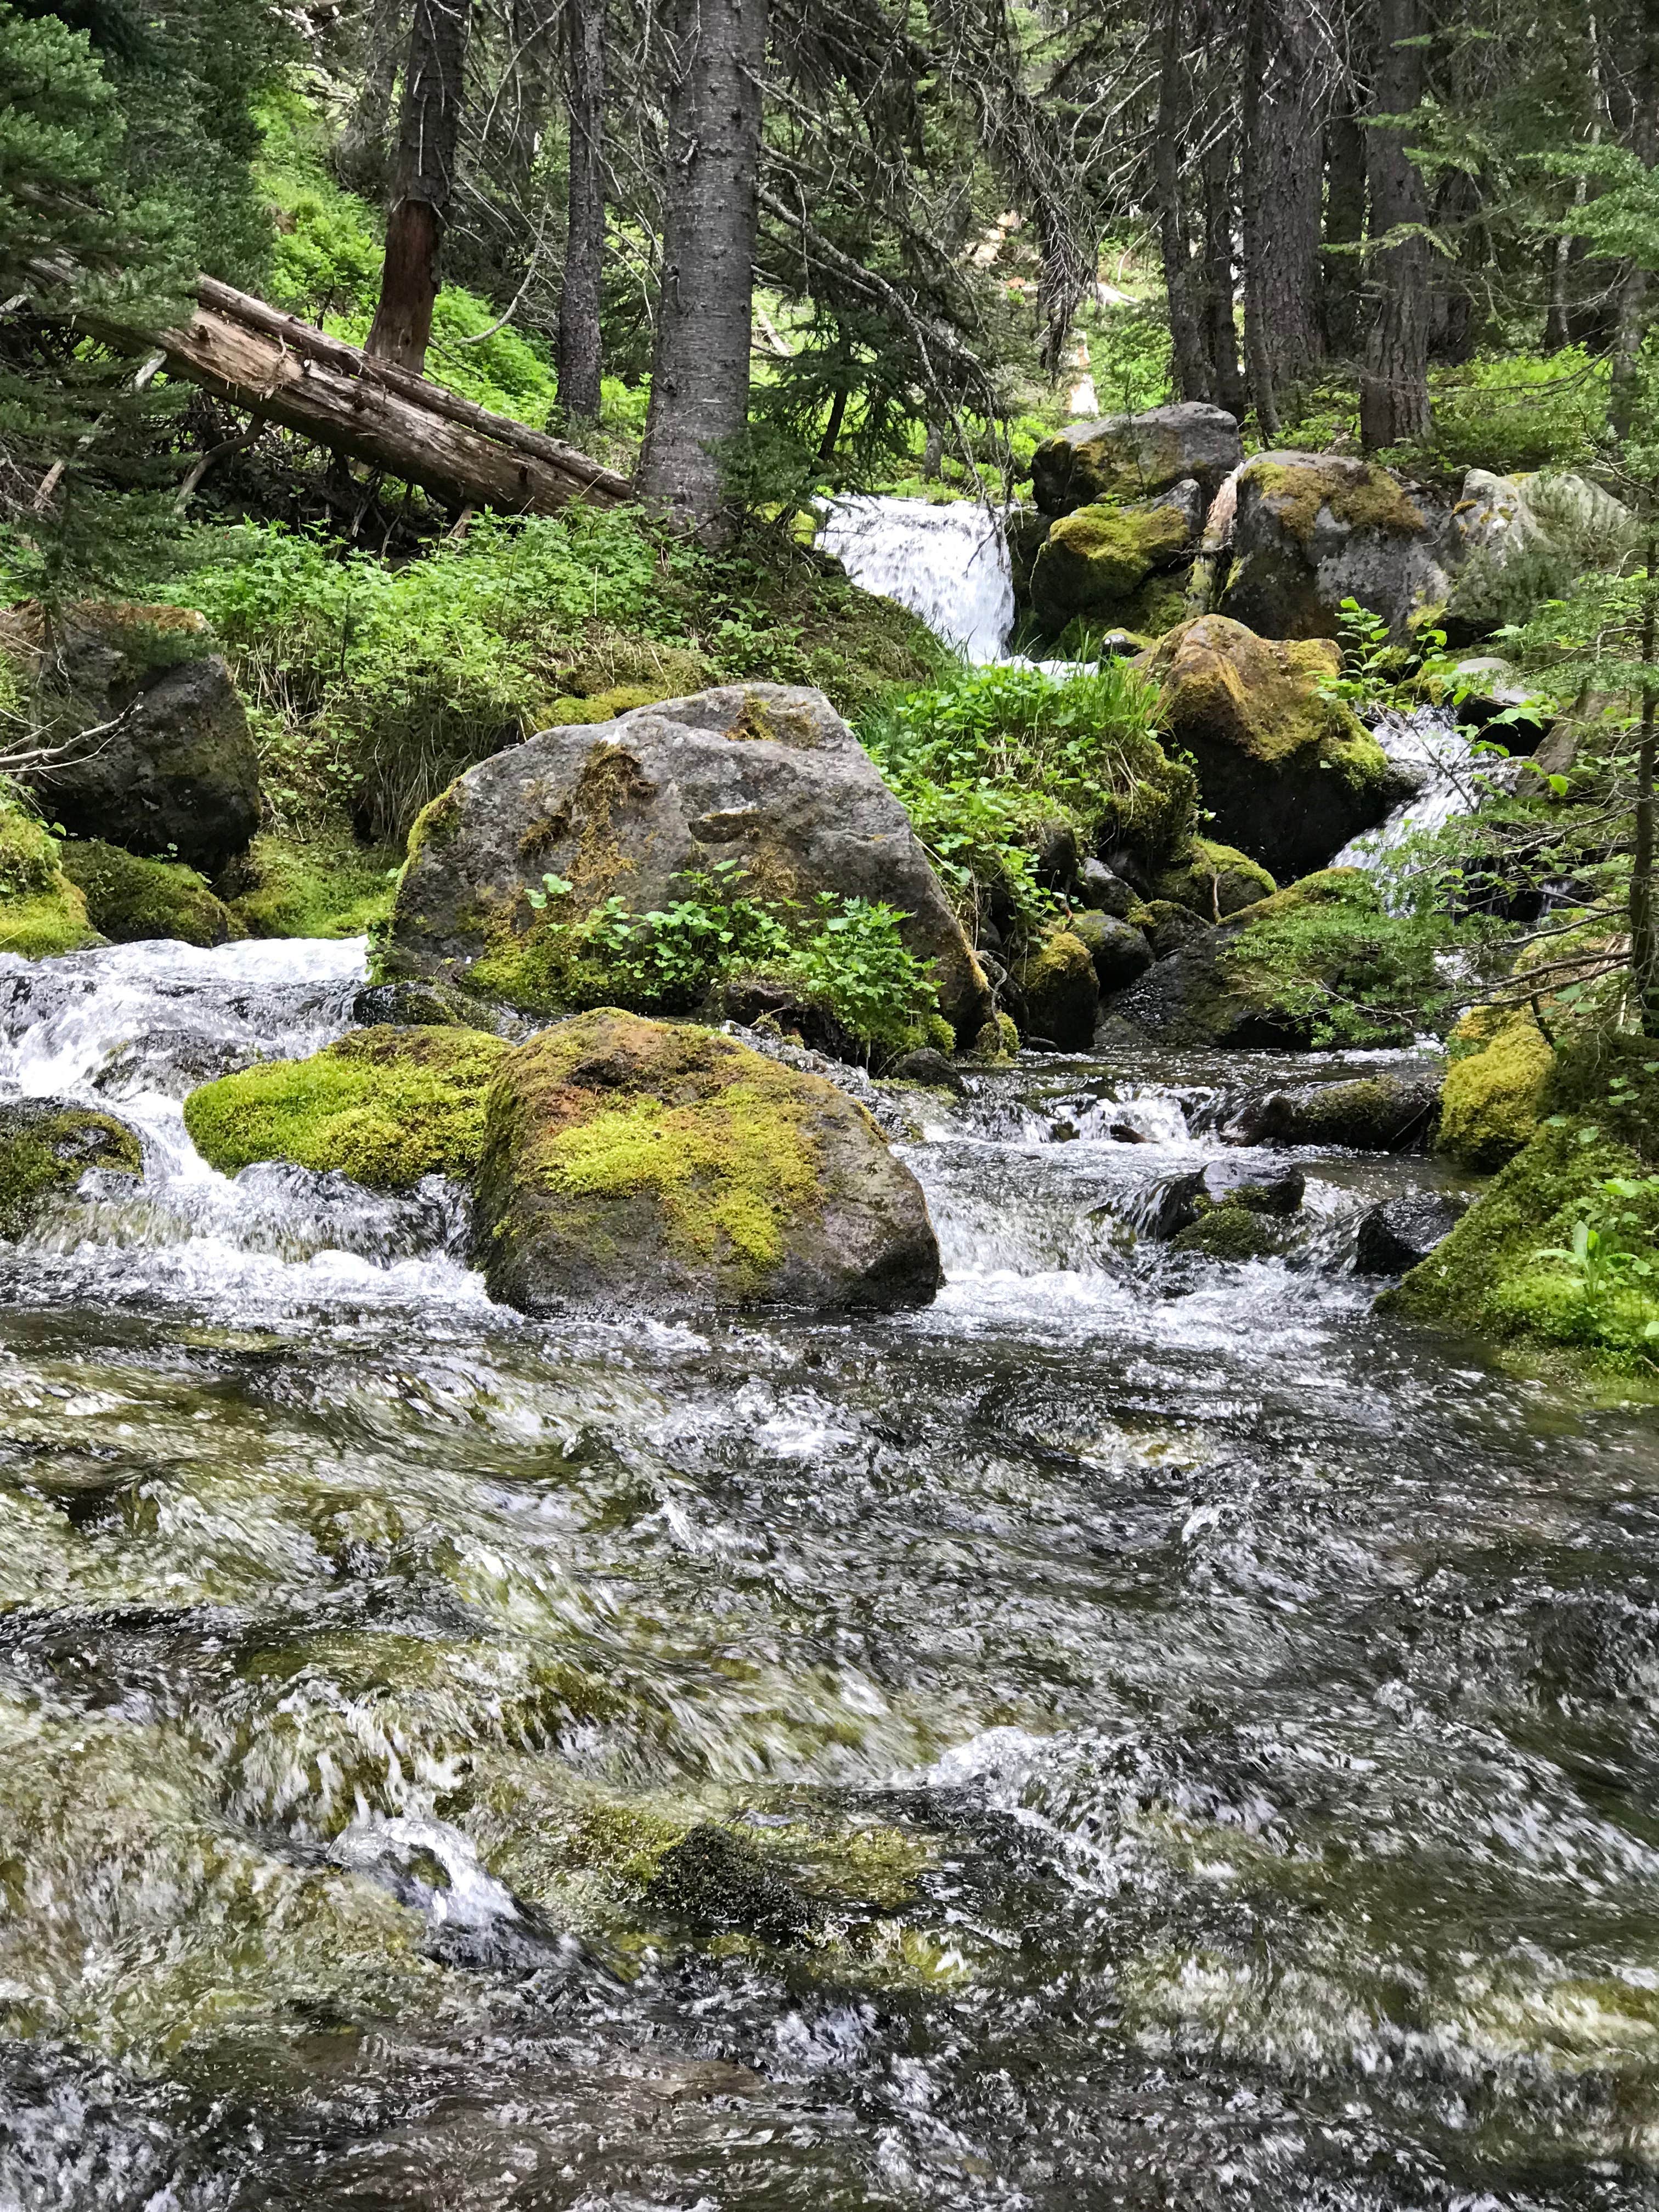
left=3, top=563, right=1659, bottom=2209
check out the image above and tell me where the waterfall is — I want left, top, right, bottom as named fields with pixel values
left=1333, top=704, right=1524, bottom=871
left=817, top=495, right=1014, bottom=662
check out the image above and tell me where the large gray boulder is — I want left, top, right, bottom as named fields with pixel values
left=2, top=603, right=261, bottom=874
left=472, top=1010, right=941, bottom=1315
left=1217, top=453, right=1455, bottom=640
left=1443, top=470, right=1635, bottom=642
left=1031, top=404, right=1243, bottom=519
left=383, top=684, right=992, bottom=1042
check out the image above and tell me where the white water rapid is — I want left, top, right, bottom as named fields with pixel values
left=816, top=495, right=1014, bottom=661
left=1334, top=704, right=1526, bottom=871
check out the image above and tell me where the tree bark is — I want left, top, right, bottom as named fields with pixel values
left=1320, top=104, right=1366, bottom=358
left=1199, top=115, right=1247, bottom=419
left=1154, top=0, right=1213, bottom=403
left=1359, top=0, right=1432, bottom=452
left=367, top=0, right=472, bottom=375
left=1247, top=0, right=1328, bottom=404
left=636, top=0, right=768, bottom=537
left=337, top=0, right=406, bottom=198
left=1633, top=535, right=1658, bottom=1036
left=1240, top=0, right=1281, bottom=435
left=556, top=0, right=605, bottom=422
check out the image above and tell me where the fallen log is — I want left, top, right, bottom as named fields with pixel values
left=159, top=284, right=633, bottom=515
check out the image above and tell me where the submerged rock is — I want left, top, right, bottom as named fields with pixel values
left=644, top=1825, right=821, bottom=1947
left=1229, top=1070, right=1442, bottom=1152
left=184, top=1027, right=514, bottom=1190
left=0, top=1098, right=142, bottom=1237
left=3, top=602, right=261, bottom=873
left=1356, top=1193, right=1464, bottom=1276
left=1140, top=617, right=1400, bottom=879
left=1031, top=403, right=1244, bottom=518
left=1217, top=453, right=1453, bottom=640
left=382, top=683, right=991, bottom=1043
left=60, top=839, right=236, bottom=949
left=472, top=1010, right=940, bottom=1316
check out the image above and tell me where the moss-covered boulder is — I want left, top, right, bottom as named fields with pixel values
left=1230, top=1068, right=1442, bottom=1151
left=1028, top=495, right=1197, bottom=635
left=0, top=804, right=100, bottom=958
left=1, top=600, right=260, bottom=872
left=1171, top=1204, right=1289, bottom=1262
left=184, top=1028, right=514, bottom=1190
left=1437, top=1009, right=1554, bottom=1170
left=1217, top=452, right=1454, bottom=641
left=382, top=684, right=991, bottom=1044
left=1386, top=1122, right=1659, bottom=1373
left=1031, top=403, right=1243, bottom=518
left=60, top=839, right=236, bottom=948
left=0, top=1099, right=140, bottom=1236
left=1152, top=837, right=1276, bottom=921
left=472, top=1010, right=940, bottom=1316
left=1141, top=617, right=1400, bottom=879
left=1127, top=897, right=1208, bottom=961
left=1069, top=908, right=1153, bottom=994
left=223, top=831, right=400, bottom=940
left=1446, top=471, right=1636, bottom=644
left=1011, top=929, right=1100, bottom=1048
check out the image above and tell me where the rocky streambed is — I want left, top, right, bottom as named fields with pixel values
left=0, top=932, right=1656, bottom=2208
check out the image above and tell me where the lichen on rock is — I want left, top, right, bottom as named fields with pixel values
left=183, top=1027, right=514, bottom=1189
left=472, top=1008, right=940, bottom=1315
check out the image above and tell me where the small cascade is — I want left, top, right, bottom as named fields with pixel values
left=816, top=495, right=1014, bottom=661
left=1334, top=703, right=1524, bottom=870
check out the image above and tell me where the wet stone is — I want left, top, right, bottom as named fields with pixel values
left=643, top=1825, right=822, bottom=1947
left=1356, top=1191, right=1464, bottom=1275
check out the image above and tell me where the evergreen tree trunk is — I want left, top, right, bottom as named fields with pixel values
left=1249, top=0, right=1327, bottom=402
left=1199, top=120, right=1247, bottom=420
left=337, top=0, right=405, bottom=197
left=367, top=0, right=472, bottom=375
left=1359, top=0, right=1432, bottom=452
left=556, top=0, right=605, bottom=422
left=1240, top=0, right=1280, bottom=435
left=1155, top=0, right=1213, bottom=403
left=1320, top=105, right=1366, bottom=357
left=636, top=0, right=768, bottom=537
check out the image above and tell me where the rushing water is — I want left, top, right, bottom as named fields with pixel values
left=818, top=497, right=1015, bottom=662
left=1, top=927, right=1658, bottom=2208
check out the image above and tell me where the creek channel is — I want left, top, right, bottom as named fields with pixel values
left=0, top=526, right=1657, bottom=2208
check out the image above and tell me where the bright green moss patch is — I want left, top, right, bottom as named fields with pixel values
left=60, top=840, right=236, bottom=948
left=1031, top=500, right=1192, bottom=629
left=1388, top=1121, right=1659, bottom=1375
left=183, top=1027, right=513, bottom=1189
left=1153, top=837, right=1276, bottom=921
left=1172, top=1203, right=1286, bottom=1261
left=227, top=831, right=400, bottom=940
left=1220, top=868, right=1454, bottom=1047
left=0, top=803, right=99, bottom=958
left=0, top=1102, right=141, bottom=1237
left=1251, top=459, right=1426, bottom=546
left=1438, top=1008, right=1554, bottom=1169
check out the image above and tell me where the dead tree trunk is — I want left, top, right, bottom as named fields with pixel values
left=368, top=0, right=472, bottom=375
left=556, top=0, right=606, bottom=422
left=1359, top=0, right=1432, bottom=452
left=636, top=0, right=768, bottom=537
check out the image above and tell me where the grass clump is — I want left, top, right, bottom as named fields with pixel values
left=183, top=1028, right=513, bottom=1189
left=0, top=796, right=99, bottom=958
left=225, top=830, right=400, bottom=940
left=60, top=840, right=236, bottom=947
left=857, top=659, right=1192, bottom=928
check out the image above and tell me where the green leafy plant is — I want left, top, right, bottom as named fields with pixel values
left=1536, top=1172, right=1659, bottom=1338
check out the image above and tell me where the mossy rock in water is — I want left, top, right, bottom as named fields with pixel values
left=471, top=1009, right=940, bottom=1316
left=184, top=1027, right=514, bottom=1190
left=1030, top=403, right=1243, bottom=517
left=1152, top=837, right=1276, bottom=923
left=644, top=1825, right=822, bottom=1947
left=60, top=839, right=236, bottom=948
left=1011, top=928, right=1099, bottom=1048
left=1437, top=1008, right=1554, bottom=1170
left=1171, top=1202, right=1288, bottom=1262
left=1029, top=498, right=1195, bottom=634
left=1139, top=617, right=1398, bottom=880
left=1231, top=1068, right=1442, bottom=1151
left=223, top=831, right=400, bottom=940
left=1385, top=1120, right=1659, bottom=1373
left=0, top=803, right=100, bottom=958
left=1218, top=451, right=1454, bottom=641
left=0, top=1098, right=141, bottom=1237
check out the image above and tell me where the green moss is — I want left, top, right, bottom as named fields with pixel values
left=1438, top=1009, right=1554, bottom=1169
left=479, top=1012, right=829, bottom=1293
left=970, top=1012, right=1019, bottom=1060
left=60, top=840, right=236, bottom=948
left=541, top=684, right=665, bottom=727
left=1220, top=869, right=1448, bottom=1048
left=228, top=830, right=400, bottom=940
left=1251, top=459, right=1426, bottom=546
left=0, top=803, right=99, bottom=958
left=1012, top=928, right=1099, bottom=1047
left=0, top=1104, right=141, bottom=1238
left=1172, top=1203, right=1286, bottom=1261
left=1149, top=616, right=1390, bottom=793
left=1153, top=838, right=1276, bottom=921
left=183, top=1027, right=514, bottom=1189
left=1389, top=1121, right=1659, bottom=1374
